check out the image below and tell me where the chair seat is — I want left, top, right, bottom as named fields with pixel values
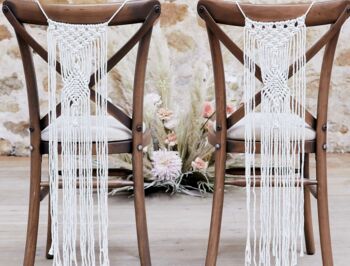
left=41, top=116, right=143, bottom=142
left=217, top=113, right=316, bottom=141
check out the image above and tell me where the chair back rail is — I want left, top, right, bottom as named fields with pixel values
left=3, top=0, right=158, bottom=25
left=198, top=0, right=350, bottom=26
left=2, top=0, right=161, bottom=146
left=198, top=0, right=350, bottom=135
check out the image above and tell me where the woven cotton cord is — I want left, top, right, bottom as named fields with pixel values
left=46, top=20, right=111, bottom=266
left=93, top=28, right=110, bottom=266
left=47, top=27, right=62, bottom=266
left=236, top=1, right=313, bottom=264
left=242, top=15, right=258, bottom=265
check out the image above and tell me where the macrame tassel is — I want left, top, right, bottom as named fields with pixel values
left=243, top=15, right=307, bottom=266
left=48, top=26, right=62, bottom=265
left=48, top=21, right=109, bottom=266
left=94, top=30, right=109, bottom=266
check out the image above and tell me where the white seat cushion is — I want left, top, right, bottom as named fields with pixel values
left=218, top=113, right=316, bottom=141
left=41, top=116, right=142, bottom=142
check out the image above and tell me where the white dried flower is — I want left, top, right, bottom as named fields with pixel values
left=145, top=93, right=162, bottom=107
left=151, top=150, right=182, bottom=181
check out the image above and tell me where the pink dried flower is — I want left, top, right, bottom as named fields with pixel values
left=202, top=101, right=214, bottom=118
left=226, top=103, right=234, bottom=116
left=164, top=132, right=177, bottom=147
left=157, top=107, right=173, bottom=121
left=191, top=157, right=208, bottom=171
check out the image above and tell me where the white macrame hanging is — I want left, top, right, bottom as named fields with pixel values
left=236, top=1, right=315, bottom=265
left=35, top=1, right=129, bottom=265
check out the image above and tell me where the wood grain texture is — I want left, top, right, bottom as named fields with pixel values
left=198, top=0, right=350, bottom=26
left=3, top=0, right=159, bottom=25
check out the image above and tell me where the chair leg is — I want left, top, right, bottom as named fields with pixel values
left=133, top=150, right=151, bottom=266
left=303, top=154, right=315, bottom=255
left=205, top=148, right=226, bottom=266
left=316, top=152, right=333, bottom=266
left=46, top=195, right=53, bottom=259
left=23, top=152, right=42, bottom=266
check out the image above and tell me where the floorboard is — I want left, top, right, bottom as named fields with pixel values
left=0, top=154, right=349, bottom=265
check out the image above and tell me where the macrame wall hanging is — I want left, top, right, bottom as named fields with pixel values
left=236, top=1, right=315, bottom=265
left=35, top=1, right=129, bottom=265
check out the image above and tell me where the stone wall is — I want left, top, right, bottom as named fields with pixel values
left=0, top=0, right=350, bottom=156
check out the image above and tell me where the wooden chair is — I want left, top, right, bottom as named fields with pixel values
left=2, top=0, right=161, bottom=265
left=197, top=0, right=350, bottom=265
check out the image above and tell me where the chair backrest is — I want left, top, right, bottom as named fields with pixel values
left=197, top=0, right=350, bottom=146
left=2, top=0, right=160, bottom=146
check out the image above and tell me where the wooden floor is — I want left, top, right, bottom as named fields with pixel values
left=0, top=154, right=349, bottom=265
